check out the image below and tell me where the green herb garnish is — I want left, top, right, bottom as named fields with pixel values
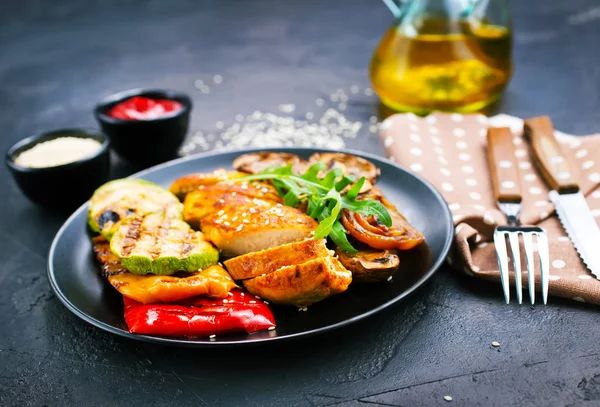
left=234, top=163, right=391, bottom=253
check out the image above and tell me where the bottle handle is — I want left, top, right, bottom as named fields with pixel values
left=381, top=0, right=408, bottom=18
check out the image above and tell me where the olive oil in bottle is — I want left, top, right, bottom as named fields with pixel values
left=370, top=18, right=512, bottom=114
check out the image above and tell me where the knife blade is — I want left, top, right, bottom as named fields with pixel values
left=524, top=116, right=600, bottom=279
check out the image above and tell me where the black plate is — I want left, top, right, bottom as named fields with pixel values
left=47, top=147, right=453, bottom=346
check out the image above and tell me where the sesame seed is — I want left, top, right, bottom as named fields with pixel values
left=268, top=326, right=276, bottom=331
left=224, top=222, right=230, bottom=227
left=387, top=276, right=393, bottom=282
left=217, top=210, right=225, bottom=216
left=261, top=273, right=267, bottom=277
left=232, top=216, right=238, bottom=222
left=492, top=341, right=501, bottom=347
left=243, top=219, right=249, bottom=223
left=228, top=292, right=233, bottom=296
left=222, top=299, right=228, bottom=303
left=264, top=301, right=269, bottom=304
left=255, top=295, right=261, bottom=299
left=231, top=192, right=237, bottom=197
left=249, top=208, right=257, bottom=214
left=276, top=203, right=282, bottom=207
left=265, top=219, right=270, bottom=225
left=443, top=396, right=453, bottom=402
left=236, top=224, right=243, bottom=232
left=296, top=217, right=303, bottom=222
left=249, top=300, right=257, bottom=304
left=240, top=292, right=245, bottom=296
left=242, top=212, right=247, bottom=217
left=209, top=334, right=216, bottom=339
left=214, top=219, right=222, bottom=224
left=218, top=199, right=225, bottom=204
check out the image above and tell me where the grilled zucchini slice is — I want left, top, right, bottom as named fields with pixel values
left=110, top=213, right=218, bottom=275
left=88, top=179, right=182, bottom=239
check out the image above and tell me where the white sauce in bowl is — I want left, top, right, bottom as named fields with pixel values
left=15, top=137, right=103, bottom=168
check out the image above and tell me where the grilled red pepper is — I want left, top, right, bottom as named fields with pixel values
left=108, top=96, right=183, bottom=120
left=123, top=289, right=276, bottom=338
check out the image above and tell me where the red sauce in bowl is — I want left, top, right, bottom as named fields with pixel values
left=108, top=96, right=183, bottom=120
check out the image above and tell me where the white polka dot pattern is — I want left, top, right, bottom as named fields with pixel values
left=379, top=112, right=600, bottom=306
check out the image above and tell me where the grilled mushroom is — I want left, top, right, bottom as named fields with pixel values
left=308, top=153, right=380, bottom=182
left=335, top=247, right=400, bottom=283
left=232, top=152, right=307, bottom=174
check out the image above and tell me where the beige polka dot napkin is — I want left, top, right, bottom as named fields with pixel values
left=380, top=112, right=600, bottom=305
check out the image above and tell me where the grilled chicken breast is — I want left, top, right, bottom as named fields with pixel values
left=183, top=181, right=281, bottom=228
left=224, top=238, right=330, bottom=280
left=243, top=256, right=352, bottom=307
left=201, top=204, right=317, bottom=257
left=169, top=169, right=247, bottom=200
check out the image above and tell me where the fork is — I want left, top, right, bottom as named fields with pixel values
left=487, top=127, right=550, bottom=304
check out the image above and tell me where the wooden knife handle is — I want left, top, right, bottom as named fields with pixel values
left=487, top=127, right=522, bottom=203
left=524, top=116, right=579, bottom=194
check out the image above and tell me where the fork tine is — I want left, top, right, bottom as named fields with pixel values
left=522, top=233, right=536, bottom=304
left=493, top=231, right=510, bottom=304
left=536, top=232, right=550, bottom=304
left=508, top=232, right=523, bottom=304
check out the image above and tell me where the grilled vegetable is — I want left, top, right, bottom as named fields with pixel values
left=93, top=237, right=235, bottom=303
left=308, top=152, right=380, bottom=182
left=183, top=181, right=281, bottom=228
left=335, top=246, right=400, bottom=283
left=169, top=169, right=247, bottom=200
left=110, top=213, right=218, bottom=275
left=123, top=288, right=276, bottom=337
left=233, top=152, right=307, bottom=175
left=200, top=204, right=318, bottom=257
left=89, top=179, right=182, bottom=239
left=223, top=238, right=330, bottom=280
left=341, top=188, right=424, bottom=250
left=243, top=256, right=352, bottom=307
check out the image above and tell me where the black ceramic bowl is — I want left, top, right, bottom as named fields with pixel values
left=94, top=89, right=192, bottom=167
left=6, top=129, right=110, bottom=212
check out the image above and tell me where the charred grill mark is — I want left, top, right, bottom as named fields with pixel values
left=97, top=209, right=120, bottom=229
left=92, top=237, right=128, bottom=278
left=121, top=217, right=143, bottom=256
left=181, top=242, right=194, bottom=255
left=150, top=217, right=171, bottom=259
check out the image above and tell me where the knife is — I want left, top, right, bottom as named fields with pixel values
left=524, top=116, right=600, bottom=279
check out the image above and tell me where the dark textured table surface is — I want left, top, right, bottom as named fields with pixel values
left=2, top=1, right=600, bottom=406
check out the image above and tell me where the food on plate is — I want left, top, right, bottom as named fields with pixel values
left=308, top=152, right=380, bottom=182
left=88, top=179, right=182, bottom=239
left=232, top=152, right=308, bottom=175
left=93, top=236, right=235, bottom=303
left=182, top=181, right=281, bottom=228
left=201, top=204, right=318, bottom=257
left=243, top=256, right=352, bottom=307
left=341, top=188, right=424, bottom=250
left=123, top=288, right=275, bottom=337
left=335, top=246, right=400, bottom=283
left=108, top=96, right=183, bottom=120
left=223, top=238, right=330, bottom=280
left=110, top=213, right=218, bottom=275
left=87, top=151, right=424, bottom=338
left=169, top=168, right=246, bottom=200
left=14, top=136, right=103, bottom=168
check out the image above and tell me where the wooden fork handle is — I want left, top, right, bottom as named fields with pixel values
left=524, top=115, right=580, bottom=194
left=487, top=127, right=522, bottom=203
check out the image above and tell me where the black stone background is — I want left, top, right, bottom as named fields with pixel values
left=1, top=0, right=600, bottom=406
